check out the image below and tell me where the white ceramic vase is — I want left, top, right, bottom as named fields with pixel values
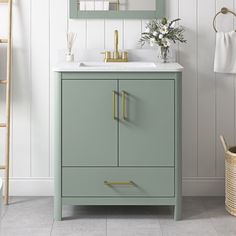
left=66, top=53, right=74, bottom=62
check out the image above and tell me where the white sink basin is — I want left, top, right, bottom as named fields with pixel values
left=79, top=62, right=157, bottom=69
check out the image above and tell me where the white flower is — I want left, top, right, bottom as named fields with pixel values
left=159, top=34, right=163, bottom=39
left=162, top=38, right=171, bottom=47
left=160, top=25, right=168, bottom=34
left=170, top=21, right=176, bottom=28
left=153, top=31, right=158, bottom=37
left=145, top=27, right=150, bottom=33
left=150, top=38, right=156, bottom=47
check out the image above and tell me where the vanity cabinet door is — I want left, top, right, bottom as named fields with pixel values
left=119, top=80, right=174, bottom=166
left=62, top=80, right=118, bottom=166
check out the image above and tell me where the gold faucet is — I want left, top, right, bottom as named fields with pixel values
left=101, top=30, right=128, bottom=62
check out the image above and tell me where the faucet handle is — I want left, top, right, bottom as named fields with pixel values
left=121, top=51, right=128, bottom=61
left=101, top=51, right=111, bottom=60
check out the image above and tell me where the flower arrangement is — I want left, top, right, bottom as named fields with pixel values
left=140, top=18, right=186, bottom=63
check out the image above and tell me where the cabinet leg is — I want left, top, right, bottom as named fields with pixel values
left=54, top=200, right=62, bottom=221
left=174, top=204, right=182, bottom=221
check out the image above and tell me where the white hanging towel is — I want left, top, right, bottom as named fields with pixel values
left=214, top=31, right=236, bottom=74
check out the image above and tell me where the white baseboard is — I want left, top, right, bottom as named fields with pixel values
left=9, top=178, right=54, bottom=196
left=183, top=177, right=224, bottom=196
left=6, top=177, right=225, bottom=196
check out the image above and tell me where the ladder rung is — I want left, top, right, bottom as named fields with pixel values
left=0, top=165, right=6, bottom=170
left=0, top=80, right=8, bottom=84
left=0, top=39, right=8, bottom=44
left=0, top=0, right=8, bottom=3
left=0, top=123, right=7, bottom=127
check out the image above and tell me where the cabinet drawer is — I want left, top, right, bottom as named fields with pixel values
left=62, top=167, right=174, bottom=197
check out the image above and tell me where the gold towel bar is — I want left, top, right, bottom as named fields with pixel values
left=213, top=7, right=236, bottom=32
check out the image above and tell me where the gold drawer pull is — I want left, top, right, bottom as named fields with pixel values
left=112, top=91, right=117, bottom=120
left=121, top=90, right=126, bottom=120
left=104, top=181, right=135, bottom=186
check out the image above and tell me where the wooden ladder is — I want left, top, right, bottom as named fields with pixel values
left=0, top=0, right=13, bottom=205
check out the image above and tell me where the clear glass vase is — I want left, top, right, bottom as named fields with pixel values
left=158, top=46, right=170, bottom=63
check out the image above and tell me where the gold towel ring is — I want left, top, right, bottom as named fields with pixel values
left=213, top=7, right=236, bottom=32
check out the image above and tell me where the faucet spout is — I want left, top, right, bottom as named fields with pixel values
left=114, top=30, right=119, bottom=59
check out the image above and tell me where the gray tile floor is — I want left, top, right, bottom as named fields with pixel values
left=0, top=197, right=235, bottom=236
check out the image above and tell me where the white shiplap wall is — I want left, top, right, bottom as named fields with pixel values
left=0, top=0, right=235, bottom=196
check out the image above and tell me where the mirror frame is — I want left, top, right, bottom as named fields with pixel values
left=70, top=0, right=165, bottom=19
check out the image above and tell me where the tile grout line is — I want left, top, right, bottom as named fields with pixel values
left=49, top=219, right=55, bottom=236
left=159, top=215, right=164, bottom=236
left=1, top=205, right=9, bottom=221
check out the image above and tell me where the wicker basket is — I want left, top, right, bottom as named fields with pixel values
left=220, top=136, right=236, bottom=216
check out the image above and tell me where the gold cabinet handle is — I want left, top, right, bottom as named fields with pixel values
left=112, top=91, right=117, bottom=120
left=104, top=181, right=135, bottom=186
left=121, top=90, right=126, bottom=120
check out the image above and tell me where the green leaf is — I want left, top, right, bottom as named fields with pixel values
left=161, top=17, right=168, bottom=25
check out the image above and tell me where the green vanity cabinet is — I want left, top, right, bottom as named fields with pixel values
left=53, top=72, right=182, bottom=221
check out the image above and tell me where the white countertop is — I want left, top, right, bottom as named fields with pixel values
left=53, top=62, right=183, bottom=72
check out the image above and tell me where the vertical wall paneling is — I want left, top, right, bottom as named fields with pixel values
left=165, top=0, right=179, bottom=61
left=31, top=0, right=50, bottom=177
left=0, top=4, right=8, bottom=177
left=215, top=0, right=235, bottom=177
left=179, top=0, right=198, bottom=177
left=197, top=0, right=216, bottom=177
left=11, top=0, right=31, bottom=177
left=124, top=20, right=142, bottom=49
left=49, top=0, right=68, bottom=177
left=69, top=19, right=87, bottom=51
left=87, top=20, right=105, bottom=49
left=166, top=0, right=179, bottom=19
left=0, top=4, right=8, bottom=37
left=50, top=0, right=68, bottom=64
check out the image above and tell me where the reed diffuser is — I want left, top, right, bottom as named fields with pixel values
left=66, top=32, right=76, bottom=62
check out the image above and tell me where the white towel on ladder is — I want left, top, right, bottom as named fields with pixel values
left=214, top=31, right=236, bottom=74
